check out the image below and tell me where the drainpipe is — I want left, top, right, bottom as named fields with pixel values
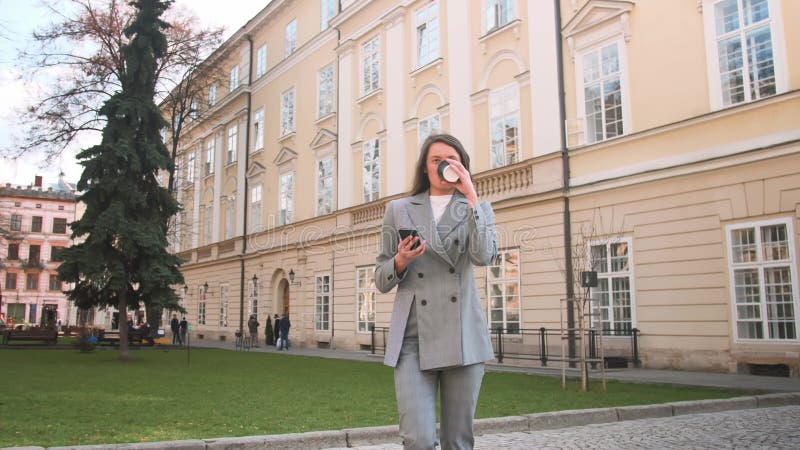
left=554, top=0, right=576, bottom=366
left=239, top=34, right=254, bottom=338
left=330, top=12, right=342, bottom=351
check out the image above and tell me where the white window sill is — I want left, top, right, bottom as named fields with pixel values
left=410, top=58, right=443, bottom=88
left=278, top=131, right=296, bottom=143
left=315, top=112, right=336, bottom=125
left=478, top=19, right=521, bottom=53
left=357, top=88, right=383, bottom=105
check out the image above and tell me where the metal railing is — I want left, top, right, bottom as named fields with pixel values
left=369, top=326, right=389, bottom=356
left=493, top=327, right=640, bottom=368
left=368, top=325, right=640, bottom=368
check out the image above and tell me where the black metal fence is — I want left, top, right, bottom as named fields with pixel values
left=370, top=326, right=389, bottom=355
left=369, top=325, right=641, bottom=368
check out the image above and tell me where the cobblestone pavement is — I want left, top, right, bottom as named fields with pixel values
left=333, top=405, right=800, bottom=450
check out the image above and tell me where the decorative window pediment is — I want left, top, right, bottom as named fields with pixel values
left=246, top=161, right=267, bottom=178
left=273, top=147, right=298, bottom=172
left=563, top=0, right=634, bottom=61
left=310, top=128, right=337, bottom=150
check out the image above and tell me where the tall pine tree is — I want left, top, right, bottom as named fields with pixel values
left=58, top=0, right=183, bottom=360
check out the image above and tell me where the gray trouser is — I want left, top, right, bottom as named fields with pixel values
left=394, top=339, right=485, bottom=450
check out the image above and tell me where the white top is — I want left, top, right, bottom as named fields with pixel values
left=430, top=194, right=453, bottom=224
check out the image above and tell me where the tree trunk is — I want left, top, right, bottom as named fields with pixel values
left=118, top=293, right=129, bottom=361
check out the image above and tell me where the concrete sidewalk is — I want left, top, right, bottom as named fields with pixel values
left=8, top=340, right=799, bottom=450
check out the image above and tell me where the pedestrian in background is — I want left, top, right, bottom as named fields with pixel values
left=247, top=314, right=259, bottom=347
left=278, top=313, right=291, bottom=350
left=273, top=314, right=280, bottom=348
left=179, top=317, right=188, bottom=346
left=170, top=314, right=181, bottom=345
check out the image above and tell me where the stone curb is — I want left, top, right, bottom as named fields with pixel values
left=615, top=403, right=673, bottom=421
left=526, top=407, right=618, bottom=431
left=670, top=395, right=758, bottom=415
left=474, top=415, right=529, bottom=435
left=343, top=425, right=400, bottom=447
left=8, top=393, right=799, bottom=450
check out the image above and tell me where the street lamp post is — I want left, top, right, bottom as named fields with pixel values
left=252, top=274, right=258, bottom=315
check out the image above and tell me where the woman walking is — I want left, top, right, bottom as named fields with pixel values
left=375, top=133, right=498, bottom=450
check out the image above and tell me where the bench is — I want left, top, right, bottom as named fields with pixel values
left=2, top=329, right=59, bottom=345
left=97, top=329, right=155, bottom=346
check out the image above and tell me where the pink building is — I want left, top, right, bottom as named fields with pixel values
left=1, top=176, right=77, bottom=328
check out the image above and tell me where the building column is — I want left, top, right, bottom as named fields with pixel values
left=336, top=40, right=355, bottom=209
left=212, top=127, right=223, bottom=243
left=447, top=0, right=474, bottom=159
left=528, top=0, right=561, bottom=156
left=191, top=145, right=201, bottom=249
left=383, top=6, right=407, bottom=196
left=236, top=116, right=247, bottom=236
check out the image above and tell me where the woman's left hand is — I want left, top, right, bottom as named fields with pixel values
left=445, top=157, right=479, bottom=207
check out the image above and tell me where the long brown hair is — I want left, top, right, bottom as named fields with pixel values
left=410, top=133, right=471, bottom=195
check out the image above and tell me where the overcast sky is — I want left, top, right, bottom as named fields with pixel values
left=0, top=0, right=269, bottom=187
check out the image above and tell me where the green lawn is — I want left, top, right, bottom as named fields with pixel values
left=0, top=348, right=753, bottom=447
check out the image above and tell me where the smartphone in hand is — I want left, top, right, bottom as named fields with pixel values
left=398, top=228, right=421, bottom=250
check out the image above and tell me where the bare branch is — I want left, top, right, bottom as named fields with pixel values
left=5, top=0, right=224, bottom=175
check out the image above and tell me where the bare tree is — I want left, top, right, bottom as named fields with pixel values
left=7, top=0, right=224, bottom=178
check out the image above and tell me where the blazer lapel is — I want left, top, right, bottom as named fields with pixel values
left=406, top=192, right=454, bottom=267
left=436, top=192, right=469, bottom=240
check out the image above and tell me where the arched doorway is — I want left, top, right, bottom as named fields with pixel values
left=277, top=278, right=290, bottom=317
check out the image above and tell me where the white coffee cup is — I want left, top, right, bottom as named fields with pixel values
left=437, top=161, right=459, bottom=183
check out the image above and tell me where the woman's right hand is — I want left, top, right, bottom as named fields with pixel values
left=394, top=235, right=426, bottom=275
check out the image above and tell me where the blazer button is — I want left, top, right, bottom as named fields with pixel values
left=450, top=296, right=457, bottom=303
left=420, top=299, right=427, bottom=306
left=418, top=273, right=424, bottom=278
left=449, top=267, right=455, bottom=274
left=454, top=239, right=460, bottom=246
left=388, top=274, right=394, bottom=280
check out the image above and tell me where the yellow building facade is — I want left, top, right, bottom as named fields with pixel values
left=168, top=0, right=800, bottom=375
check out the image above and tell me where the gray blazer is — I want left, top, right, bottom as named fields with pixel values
left=375, top=191, right=498, bottom=370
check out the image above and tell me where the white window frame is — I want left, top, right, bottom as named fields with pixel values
left=415, top=2, right=439, bottom=68
left=315, top=273, right=331, bottom=331
left=285, top=19, right=297, bottom=57
left=186, top=151, right=196, bottom=184
left=726, top=218, right=798, bottom=342
left=701, top=0, right=787, bottom=110
left=317, top=65, right=334, bottom=118
left=588, top=237, right=636, bottom=337
left=204, top=139, right=214, bottom=176
left=256, top=44, right=267, bottom=78
left=227, top=124, right=238, bottom=164
left=198, top=286, right=207, bottom=325
left=220, top=285, right=229, bottom=328
left=356, top=266, right=376, bottom=333
left=321, top=0, right=336, bottom=31
left=203, top=205, right=212, bottom=246
left=229, top=65, right=239, bottom=92
left=250, top=184, right=262, bottom=233
left=224, top=197, right=235, bottom=240
left=250, top=278, right=259, bottom=318
left=489, top=82, right=521, bottom=168
left=418, top=114, right=440, bottom=146
left=316, top=157, right=333, bottom=216
left=487, top=248, right=521, bottom=334
left=189, top=100, right=197, bottom=120
left=486, top=0, right=515, bottom=33
left=208, top=84, right=216, bottom=107
left=361, top=36, right=380, bottom=96
left=362, top=138, right=380, bottom=203
left=278, top=172, right=294, bottom=226
left=253, top=108, right=264, bottom=152
left=280, top=88, right=296, bottom=137
left=574, top=39, right=630, bottom=145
